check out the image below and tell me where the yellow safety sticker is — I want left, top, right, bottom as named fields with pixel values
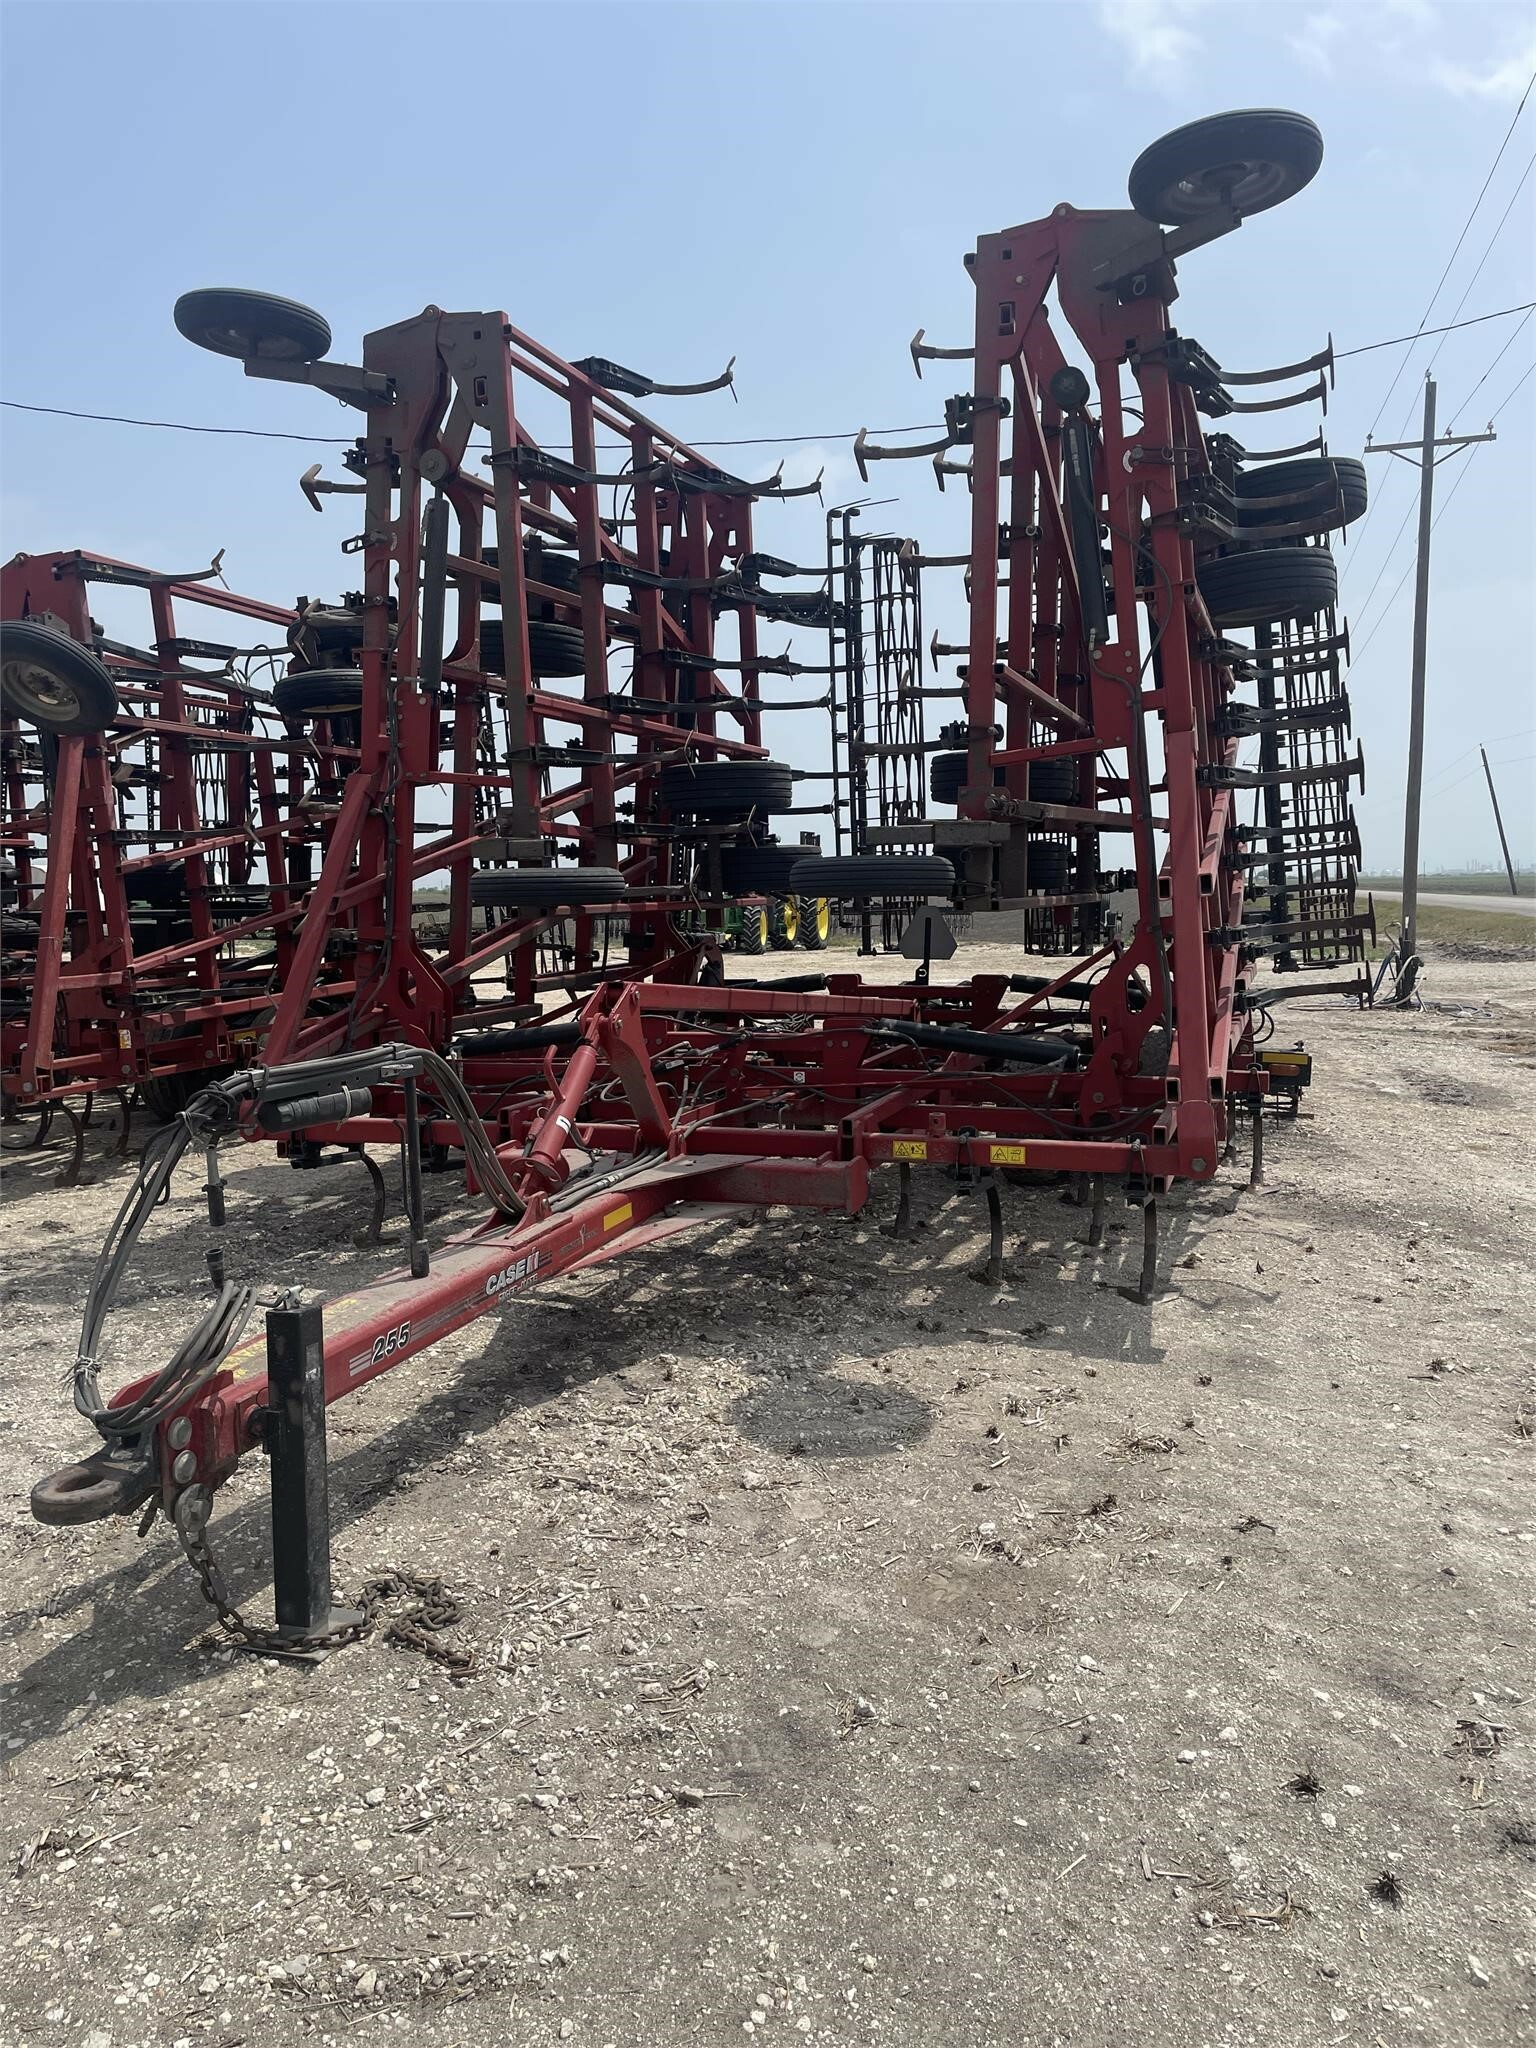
left=602, top=1202, right=634, bottom=1232
left=892, top=1140, right=928, bottom=1161
left=988, top=1143, right=1028, bottom=1166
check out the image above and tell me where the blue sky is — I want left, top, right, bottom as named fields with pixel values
left=3, top=0, right=1532, bottom=871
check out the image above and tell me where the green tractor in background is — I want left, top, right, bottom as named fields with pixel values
left=728, top=892, right=831, bottom=954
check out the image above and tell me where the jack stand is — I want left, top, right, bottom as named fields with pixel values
left=266, top=1296, right=361, bottom=1650
left=1117, top=1198, right=1158, bottom=1305
left=401, top=1075, right=429, bottom=1278
left=1087, top=1174, right=1106, bottom=1248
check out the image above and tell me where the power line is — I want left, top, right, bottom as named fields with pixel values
left=1350, top=444, right=1485, bottom=665
left=0, top=396, right=946, bottom=454
left=6, top=300, right=1536, bottom=455
left=1417, top=151, right=1536, bottom=390
left=1418, top=727, right=1536, bottom=797
left=1361, top=68, right=1534, bottom=445
left=1448, top=306, right=1535, bottom=428
left=1489, top=356, right=1535, bottom=421
left=1336, top=300, right=1535, bottom=358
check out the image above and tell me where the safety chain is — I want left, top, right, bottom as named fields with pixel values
left=172, top=1486, right=475, bottom=1676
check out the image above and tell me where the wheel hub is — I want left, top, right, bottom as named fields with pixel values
left=1178, top=155, right=1291, bottom=215
left=4, top=661, right=81, bottom=719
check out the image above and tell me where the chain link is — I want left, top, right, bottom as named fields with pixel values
left=172, top=1486, right=475, bottom=1675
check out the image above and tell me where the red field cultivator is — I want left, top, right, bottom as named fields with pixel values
left=1, top=552, right=301, bottom=1172
left=24, top=110, right=1373, bottom=1657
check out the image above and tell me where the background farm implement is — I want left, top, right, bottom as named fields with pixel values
left=16, top=109, right=1374, bottom=1658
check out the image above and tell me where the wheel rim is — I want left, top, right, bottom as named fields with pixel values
left=200, top=321, right=310, bottom=363
left=1164, top=154, right=1293, bottom=219
left=3, top=661, right=82, bottom=723
left=781, top=899, right=799, bottom=944
left=811, top=898, right=829, bottom=942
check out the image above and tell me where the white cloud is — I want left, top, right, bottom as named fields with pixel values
left=1433, top=34, right=1536, bottom=98
left=1287, top=9, right=1347, bottom=75
left=1097, top=0, right=1210, bottom=81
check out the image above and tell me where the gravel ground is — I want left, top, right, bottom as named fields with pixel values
left=2, top=941, right=1533, bottom=2048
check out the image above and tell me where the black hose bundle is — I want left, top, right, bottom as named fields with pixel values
left=71, top=1043, right=530, bottom=1442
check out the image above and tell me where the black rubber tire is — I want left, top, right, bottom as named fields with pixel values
left=1235, top=456, right=1367, bottom=529
left=1, top=911, right=41, bottom=952
left=735, top=905, right=768, bottom=955
left=1028, top=846, right=1071, bottom=894
left=470, top=866, right=627, bottom=910
left=477, top=548, right=583, bottom=603
left=1, top=622, right=120, bottom=734
left=478, top=618, right=588, bottom=678
left=174, top=288, right=332, bottom=363
left=660, top=759, right=794, bottom=818
left=1030, top=760, right=1079, bottom=806
left=126, top=866, right=188, bottom=909
left=142, top=1068, right=219, bottom=1122
left=797, top=895, right=830, bottom=950
left=767, top=898, right=798, bottom=950
left=788, top=854, right=955, bottom=898
left=719, top=843, right=808, bottom=895
left=273, top=669, right=365, bottom=719
left=1128, top=110, right=1324, bottom=226
left=930, top=753, right=965, bottom=805
left=1197, top=547, right=1338, bottom=629
left=930, top=752, right=1012, bottom=805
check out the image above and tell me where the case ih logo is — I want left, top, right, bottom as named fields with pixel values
left=485, top=1250, right=540, bottom=1298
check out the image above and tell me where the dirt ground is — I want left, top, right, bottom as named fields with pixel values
left=3, top=940, right=1533, bottom=2048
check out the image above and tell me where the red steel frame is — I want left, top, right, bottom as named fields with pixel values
left=259, top=308, right=799, bottom=1071
left=2, top=551, right=298, bottom=1108
left=36, top=218, right=1355, bottom=1547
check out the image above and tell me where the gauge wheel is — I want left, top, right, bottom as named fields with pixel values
left=1029, top=759, right=1079, bottom=806
left=767, top=896, right=799, bottom=950
left=469, top=866, right=627, bottom=909
left=1235, top=455, right=1367, bottom=529
left=1028, top=845, right=1072, bottom=894
left=660, top=759, right=795, bottom=818
left=788, top=854, right=955, bottom=899
left=1, top=622, right=121, bottom=734
left=1128, top=110, right=1324, bottom=226
left=797, top=895, right=831, bottom=949
left=273, top=669, right=366, bottom=718
left=1197, top=547, right=1338, bottom=628
left=174, top=287, right=332, bottom=363
left=719, top=843, right=807, bottom=895
left=476, top=618, right=589, bottom=678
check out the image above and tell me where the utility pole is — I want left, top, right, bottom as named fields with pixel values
left=1364, top=377, right=1494, bottom=1003
left=1479, top=746, right=1519, bottom=896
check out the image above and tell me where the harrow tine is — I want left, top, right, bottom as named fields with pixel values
left=571, top=353, right=736, bottom=400
left=910, top=328, right=975, bottom=379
